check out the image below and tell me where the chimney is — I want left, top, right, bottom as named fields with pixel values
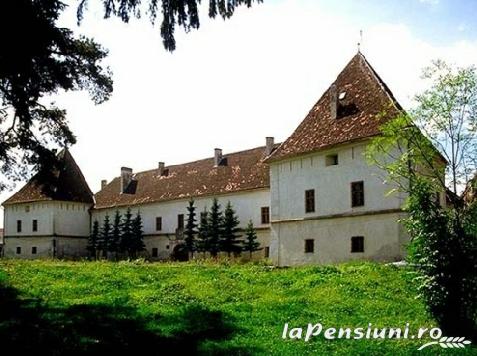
left=265, top=137, right=275, bottom=155
left=330, top=83, right=338, bottom=120
left=101, top=179, right=107, bottom=190
left=120, top=167, right=133, bottom=193
left=158, top=162, right=165, bottom=176
left=214, top=148, right=222, bottom=167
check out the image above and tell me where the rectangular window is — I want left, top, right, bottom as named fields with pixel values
left=156, top=217, right=162, bottom=231
left=264, top=246, right=270, bottom=258
left=325, top=154, right=339, bottom=166
left=152, top=247, right=158, bottom=257
left=16, top=247, right=21, bottom=255
left=32, top=219, right=38, bottom=232
left=17, top=220, right=22, bottom=233
left=178, top=214, right=184, bottom=229
left=261, top=207, right=270, bottom=224
left=32, top=246, right=37, bottom=255
left=304, top=239, right=314, bottom=253
left=351, top=181, right=365, bottom=207
left=351, top=236, right=364, bottom=253
left=305, top=189, right=315, bottom=213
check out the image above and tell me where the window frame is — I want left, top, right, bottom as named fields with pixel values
left=32, top=219, right=38, bottom=232
left=155, top=216, right=162, bottom=231
left=351, top=181, right=365, bottom=207
left=304, top=239, right=315, bottom=253
left=261, top=206, right=270, bottom=224
left=305, top=189, right=315, bottom=213
left=351, top=236, right=364, bottom=253
left=16, top=220, right=22, bottom=233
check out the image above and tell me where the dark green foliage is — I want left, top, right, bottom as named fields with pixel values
left=207, top=198, right=223, bottom=257
left=120, top=208, right=134, bottom=256
left=184, top=199, right=198, bottom=257
left=87, top=220, right=100, bottom=258
left=406, top=179, right=477, bottom=339
left=220, top=201, right=242, bottom=256
left=109, top=210, right=122, bottom=256
left=242, top=220, right=261, bottom=258
left=99, top=215, right=112, bottom=258
left=197, top=208, right=209, bottom=254
left=0, top=0, right=112, bottom=191
left=130, top=212, right=145, bottom=258
left=76, top=0, right=263, bottom=52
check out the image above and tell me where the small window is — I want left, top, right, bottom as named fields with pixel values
left=305, top=239, right=314, bottom=253
left=156, top=217, right=162, bottom=231
left=325, top=154, right=339, bottom=166
left=261, top=207, right=270, bottom=224
left=32, top=246, right=37, bottom=255
left=152, top=248, right=158, bottom=257
left=351, top=181, right=365, bottom=207
left=178, top=214, right=184, bottom=229
left=264, top=246, right=270, bottom=258
left=166, top=245, right=170, bottom=250
left=17, top=220, right=22, bottom=233
left=16, top=247, right=21, bottom=255
left=305, top=189, right=315, bottom=213
left=25, top=205, right=30, bottom=212
left=351, top=236, right=364, bottom=253
left=32, top=220, right=38, bottom=232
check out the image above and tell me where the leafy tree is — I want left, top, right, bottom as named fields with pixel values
left=120, top=207, right=134, bottom=256
left=367, top=60, right=477, bottom=339
left=242, top=220, right=261, bottom=258
left=87, top=220, right=100, bottom=259
left=197, top=208, right=210, bottom=256
left=207, top=198, right=223, bottom=257
left=1, top=0, right=261, bottom=191
left=220, top=201, right=242, bottom=256
left=109, top=210, right=122, bottom=258
left=99, top=214, right=112, bottom=258
left=184, top=199, right=198, bottom=258
left=131, top=212, right=145, bottom=258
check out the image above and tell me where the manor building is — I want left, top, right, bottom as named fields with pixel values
left=2, top=53, right=415, bottom=265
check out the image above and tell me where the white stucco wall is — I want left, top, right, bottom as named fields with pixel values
left=92, top=189, right=271, bottom=259
left=269, top=141, right=409, bottom=266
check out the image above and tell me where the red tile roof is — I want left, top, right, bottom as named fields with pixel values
left=3, top=149, right=94, bottom=205
left=267, top=52, right=402, bottom=162
left=94, top=145, right=276, bottom=209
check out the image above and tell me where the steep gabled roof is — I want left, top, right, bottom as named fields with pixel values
left=267, top=52, right=402, bottom=162
left=3, top=149, right=94, bottom=205
left=94, top=145, right=277, bottom=209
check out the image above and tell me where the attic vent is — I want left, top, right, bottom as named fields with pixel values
left=339, top=92, right=346, bottom=100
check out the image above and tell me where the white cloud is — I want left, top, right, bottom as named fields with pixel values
left=1, top=0, right=477, bottom=225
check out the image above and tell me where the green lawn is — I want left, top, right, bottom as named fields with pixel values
left=0, top=260, right=474, bottom=355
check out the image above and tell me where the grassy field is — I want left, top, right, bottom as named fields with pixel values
left=0, top=260, right=474, bottom=355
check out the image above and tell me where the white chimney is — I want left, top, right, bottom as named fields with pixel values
left=158, top=162, right=165, bottom=176
left=214, top=148, right=222, bottom=167
left=265, top=137, right=275, bottom=155
left=330, top=83, right=338, bottom=120
left=101, top=179, right=107, bottom=190
left=120, top=167, right=133, bottom=193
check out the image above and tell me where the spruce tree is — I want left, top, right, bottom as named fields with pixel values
left=131, top=212, right=146, bottom=258
left=197, top=208, right=210, bottom=257
left=208, top=198, right=223, bottom=257
left=220, top=201, right=242, bottom=257
left=120, top=208, right=134, bottom=258
left=87, top=220, right=99, bottom=259
left=109, top=210, right=122, bottom=259
left=100, top=214, right=112, bottom=258
left=184, top=199, right=198, bottom=259
left=243, top=220, right=261, bottom=258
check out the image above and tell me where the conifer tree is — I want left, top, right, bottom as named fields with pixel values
left=220, top=201, right=242, bottom=257
left=100, top=214, right=111, bottom=258
left=184, top=199, right=198, bottom=258
left=109, top=210, right=122, bottom=259
left=197, top=208, right=210, bottom=256
left=120, top=208, right=134, bottom=257
left=243, top=220, right=261, bottom=258
left=131, top=212, right=145, bottom=258
left=87, top=220, right=99, bottom=259
left=208, top=198, right=223, bottom=257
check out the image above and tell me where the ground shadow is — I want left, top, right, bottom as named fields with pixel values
left=0, top=281, right=256, bottom=355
